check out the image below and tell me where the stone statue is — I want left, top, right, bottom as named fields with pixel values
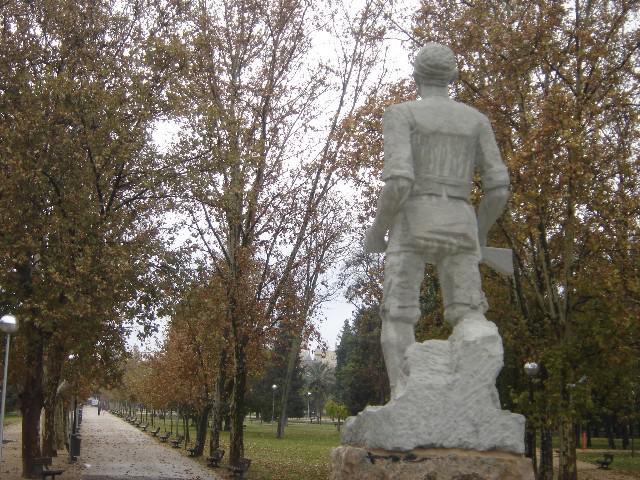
left=364, top=42, right=509, bottom=400
left=338, top=43, right=527, bottom=462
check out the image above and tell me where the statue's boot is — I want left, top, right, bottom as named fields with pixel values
left=381, top=312, right=417, bottom=400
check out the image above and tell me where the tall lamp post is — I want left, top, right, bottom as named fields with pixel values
left=68, top=354, right=78, bottom=435
left=307, top=392, right=312, bottom=423
left=271, top=384, right=277, bottom=423
left=0, top=314, right=18, bottom=466
left=524, top=361, right=540, bottom=477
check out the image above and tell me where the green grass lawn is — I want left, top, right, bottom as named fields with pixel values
left=216, top=420, right=340, bottom=480
left=576, top=437, right=640, bottom=474
left=4, top=411, right=21, bottom=426
left=578, top=450, right=640, bottom=473
left=145, top=414, right=340, bottom=480
left=545, top=434, right=640, bottom=474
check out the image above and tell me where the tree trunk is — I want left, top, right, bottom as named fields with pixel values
left=42, top=350, right=64, bottom=458
left=622, top=423, right=630, bottom=450
left=20, top=325, right=45, bottom=478
left=193, top=406, right=211, bottom=456
left=54, top=400, right=67, bottom=451
left=223, top=414, right=231, bottom=431
left=209, top=355, right=226, bottom=455
left=558, top=418, right=577, bottom=480
left=538, top=425, right=553, bottom=480
left=42, top=399, right=57, bottom=457
left=587, top=423, right=592, bottom=448
left=229, top=340, right=247, bottom=466
left=606, top=415, right=616, bottom=449
left=277, top=335, right=302, bottom=439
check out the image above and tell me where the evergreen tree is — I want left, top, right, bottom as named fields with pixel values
left=334, top=308, right=388, bottom=414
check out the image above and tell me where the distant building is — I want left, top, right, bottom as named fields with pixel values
left=300, top=348, right=314, bottom=368
left=300, top=348, right=337, bottom=369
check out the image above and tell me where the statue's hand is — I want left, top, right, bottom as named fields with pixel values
left=365, top=225, right=387, bottom=253
left=477, top=230, right=487, bottom=249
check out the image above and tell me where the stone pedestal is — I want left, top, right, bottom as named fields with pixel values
left=330, top=445, right=534, bottom=480
left=341, top=317, right=525, bottom=454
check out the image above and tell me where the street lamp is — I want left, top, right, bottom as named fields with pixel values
left=68, top=354, right=78, bottom=434
left=0, top=314, right=18, bottom=466
left=307, top=392, right=312, bottom=423
left=67, top=353, right=81, bottom=462
left=271, top=384, right=277, bottom=423
left=524, top=362, right=539, bottom=378
left=524, top=361, right=540, bottom=476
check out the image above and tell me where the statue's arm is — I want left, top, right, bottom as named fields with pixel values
left=365, top=177, right=413, bottom=253
left=365, top=105, right=414, bottom=254
left=476, top=116, right=510, bottom=247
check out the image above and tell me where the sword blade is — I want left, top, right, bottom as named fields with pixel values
left=481, top=247, right=514, bottom=277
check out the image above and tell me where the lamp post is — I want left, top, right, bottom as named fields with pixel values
left=0, top=314, right=18, bottom=466
left=524, top=361, right=539, bottom=477
left=68, top=354, right=78, bottom=435
left=307, top=392, right=312, bottom=423
left=67, top=352, right=84, bottom=463
left=271, top=384, right=277, bottom=423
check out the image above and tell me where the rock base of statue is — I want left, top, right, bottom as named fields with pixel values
left=341, top=316, right=526, bottom=454
left=329, top=445, right=534, bottom=480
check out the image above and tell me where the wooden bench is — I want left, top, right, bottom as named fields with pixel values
left=207, top=449, right=225, bottom=467
left=187, top=442, right=203, bottom=457
left=229, top=458, right=251, bottom=479
left=596, top=453, right=614, bottom=469
left=170, top=435, right=184, bottom=448
left=140, top=423, right=148, bottom=431
left=159, top=431, right=171, bottom=442
left=150, top=427, right=161, bottom=436
left=42, top=469, right=65, bottom=480
left=33, top=457, right=65, bottom=480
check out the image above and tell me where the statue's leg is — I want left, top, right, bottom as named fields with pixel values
left=380, top=251, right=424, bottom=399
left=437, top=251, right=488, bottom=326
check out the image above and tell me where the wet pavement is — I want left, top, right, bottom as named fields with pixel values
left=78, top=407, right=221, bottom=480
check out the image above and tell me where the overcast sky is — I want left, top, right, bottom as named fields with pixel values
left=133, top=1, right=420, bottom=353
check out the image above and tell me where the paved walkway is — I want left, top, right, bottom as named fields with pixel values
left=79, top=406, right=221, bottom=480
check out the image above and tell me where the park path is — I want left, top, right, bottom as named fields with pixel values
left=78, top=406, right=222, bottom=480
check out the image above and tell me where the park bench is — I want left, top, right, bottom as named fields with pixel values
left=595, top=453, right=614, bottom=469
left=207, top=449, right=225, bottom=467
left=170, top=435, right=184, bottom=448
left=140, top=423, right=148, bottom=431
left=150, top=427, right=161, bottom=436
left=33, top=457, right=65, bottom=480
left=187, top=442, right=203, bottom=457
left=229, top=458, right=251, bottom=479
left=159, top=431, right=171, bottom=442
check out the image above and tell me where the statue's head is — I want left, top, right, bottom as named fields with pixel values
left=413, top=42, right=458, bottom=87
